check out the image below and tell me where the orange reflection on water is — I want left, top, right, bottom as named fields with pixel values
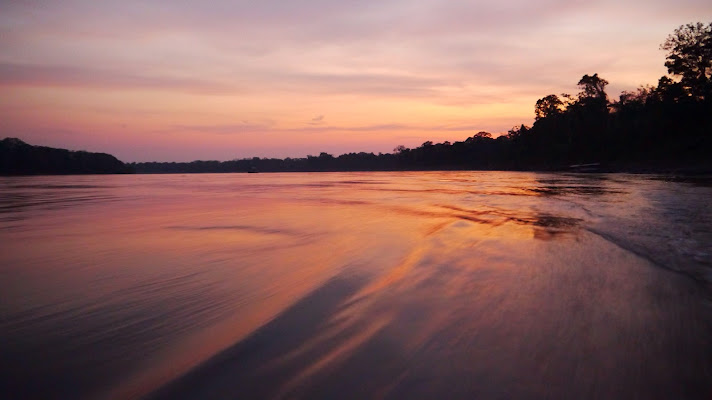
left=0, top=172, right=710, bottom=399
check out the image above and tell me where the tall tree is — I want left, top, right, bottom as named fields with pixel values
left=577, top=73, right=609, bottom=100
left=660, top=22, right=712, bottom=99
left=535, top=94, right=564, bottom=120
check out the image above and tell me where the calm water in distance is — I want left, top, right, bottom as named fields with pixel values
left=1, top=172, right=711, bottom=399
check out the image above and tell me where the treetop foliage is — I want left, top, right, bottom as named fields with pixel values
left=661, top=22, right=712, bottom=100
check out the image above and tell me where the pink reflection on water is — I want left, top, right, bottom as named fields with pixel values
left=0, top=172, right=710, bottom=399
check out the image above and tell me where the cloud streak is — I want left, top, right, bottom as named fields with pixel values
left=0, top=62, right=528, bottom=105
left=168, top=122, right=517, bottom=136
left=0, top=63, right=240, bottom=94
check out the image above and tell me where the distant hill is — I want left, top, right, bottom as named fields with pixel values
left=0, top=138, right=132, bottom=175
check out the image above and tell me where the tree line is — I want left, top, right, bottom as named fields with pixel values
left=133, top=22, right=711, bottom=174
left=0, top=138, right=131, bottom=175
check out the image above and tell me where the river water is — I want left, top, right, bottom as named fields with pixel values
left=0, top=172, right=710, bottom=399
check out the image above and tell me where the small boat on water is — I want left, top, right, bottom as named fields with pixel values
left=568, top=163, right=601, bottom=172
left=247, top=166, right=259, bottom=173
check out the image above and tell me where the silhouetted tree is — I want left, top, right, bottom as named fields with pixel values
left=617, top=86, right=655, bottom=107
left=661, top=22, right=712, bottom=100
left=506, top=125, right=529, bottom=140
left=393, top=145, right=407, bottom=154
left=472, top=131, right=492, bottom=139
left=535, top=94, right=564, bottom=120
left=577, top=73, right=609, bottom=101
left=656, top=76, right=687, bottom=103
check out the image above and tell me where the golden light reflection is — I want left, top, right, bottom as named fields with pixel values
left=2, top=172, right=708, bottom=400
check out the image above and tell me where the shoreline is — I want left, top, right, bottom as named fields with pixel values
left=4, top=167, right=710, bottom=176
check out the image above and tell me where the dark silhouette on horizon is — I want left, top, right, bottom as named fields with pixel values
left=0, top=138, right=132, bottom=175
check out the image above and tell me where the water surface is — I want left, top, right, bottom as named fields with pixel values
left=1, top=172, right=711, bottom=399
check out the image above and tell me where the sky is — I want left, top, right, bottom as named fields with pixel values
left=1, top=0, right=711, bottom=162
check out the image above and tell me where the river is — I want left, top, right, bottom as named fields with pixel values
left=1, top=172, right=710, bottom=399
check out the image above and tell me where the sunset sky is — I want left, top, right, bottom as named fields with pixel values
left=1, top=1, right=710, bottom=162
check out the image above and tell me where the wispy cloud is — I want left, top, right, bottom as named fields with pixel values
left=309, top=115, right=325, bottom=125
left=0, top=62, right=522, bottom=104
left=167, top=122, right=507, bottom=136
left=0, top=63, right=240, bottom=94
